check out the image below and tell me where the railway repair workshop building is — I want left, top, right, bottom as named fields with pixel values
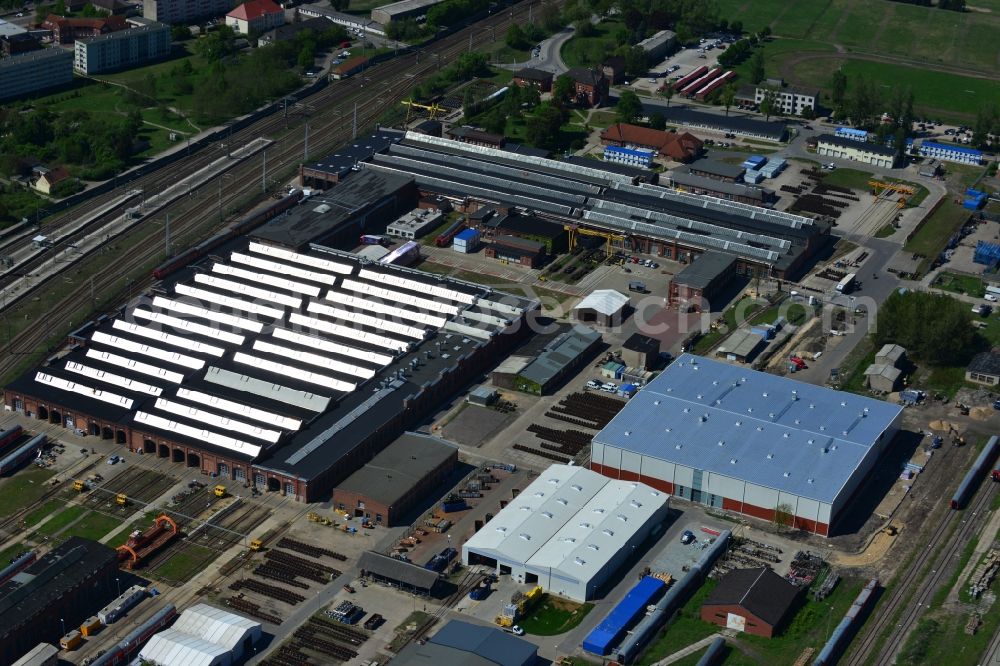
left=590, top=354, right=903, bottom=536
left=359, top=131, right=830, bottom=280
left=4, top=235, right=537, bottom=503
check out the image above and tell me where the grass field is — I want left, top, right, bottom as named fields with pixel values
left=70, top=511, right=124, bottom=541
left=904, top=203, right=971, bottom=261
left=24, top=498, right=69, bottom=527
left=36, top=505, right=87, bottom=537
left=518, top=595, right=594, bottom=635
left=0, top=542, right=25, bottom=566
left=151, top=544, right=217, bottom=584
left=639, top=579, right=719, bottom=664
left=934, top=271, right=986, bottom=298
left=715, top=0, right=1000, bottom=120
left=0, top=467, right=56, bottom=516
left=561, top=19, right=624, bottom=69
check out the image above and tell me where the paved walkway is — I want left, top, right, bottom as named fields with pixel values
left=652, top=633, right=725, bottom=665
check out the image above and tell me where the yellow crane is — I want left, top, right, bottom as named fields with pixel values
left=868, top=180, right=915, bottom=209
left=564, top=224, right=626, bottom=256
left=402, top=99, right=447, bottom=123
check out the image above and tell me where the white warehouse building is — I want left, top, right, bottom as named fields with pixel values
left=462, top=464, right=670, bottom=602
left=590, top=354, right=902, bottom=536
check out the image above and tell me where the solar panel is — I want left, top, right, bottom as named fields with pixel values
left=358, top=268, right=476, bottom=305
left=134, top=411, right=262, bottom=458
left=174, top=284, right=285, bottom=320
left=325, top=290, right=446, bottom=328
left=130, top=310, right=245, bottom=347
left=65, top=361, right=163, bottom=396
left=193, top=273, right=303, bottom=309
left=288, top=313, right=408, bottom=352
left=306, top=301, right=425, bottom=340
left=212, top=263, right=321, bottom=297
left=232, top=352, right=357, bottom=393
left=91, top=331, right=205, bottom=370
left=85, top=348, right=184, bottom=384
left=175, top=388, right=302, bottom=430
left=112, top=320, right=227, bottom=357
left=253, top=340, right=377, bottom=380
left=271, top=328, right=393, bottom=366
left=230, top=252, right=338, bottom=286
left=36, top=372, right=134, bottom=409
left=248, top=241, right=353, bottom=275
left=152, top=297, right=265, bottom=333
left=341, top=278, right=460, bottom=315
left=153, top=398, right=282, bottom=443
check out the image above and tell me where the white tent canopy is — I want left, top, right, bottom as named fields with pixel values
left=572, top=289, right=630, bottom=317
left=139, top=604, right=262, bottom=666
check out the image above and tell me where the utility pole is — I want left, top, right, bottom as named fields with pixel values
left=304, top=124, right=310, bottom=162
left=529, top=2, right=532, bottom=23
left=352, top=102, right=357, bottom=139
left=164, top=213, right=171, bottom=258
left=262, top=149, right=267, bottom=193
left=218, top=178, right=223, bottom=222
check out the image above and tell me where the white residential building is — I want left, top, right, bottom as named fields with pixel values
left=74, top=22, right=170, bottom=75
left=0, top=48, right=73, bottom=101
left=755, top=85, right=817, bottom=116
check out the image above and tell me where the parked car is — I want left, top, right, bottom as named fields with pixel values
left=586, top=380, right=602, bottom=389
left=680, top=530, right=696, bottom=544
left=986, top=295, right=998, bottom=302
left=511, top=625, right=525, bottom=636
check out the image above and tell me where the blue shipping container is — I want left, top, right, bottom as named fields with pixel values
left=582, top=576, right=666, bottom=655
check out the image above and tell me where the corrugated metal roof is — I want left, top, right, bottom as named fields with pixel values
left=593, top=354, right=902, bottom=504
left=139, top=628, right=230, bottom=666
left=517, top=326, right=601, bottom=386
left=716, top=329, right=763, bottom=359
left=172, top=603, right=260, bottom=650
left=462, top=465, right=669, bottom=582
left=573, top=290, right=630, bottom=317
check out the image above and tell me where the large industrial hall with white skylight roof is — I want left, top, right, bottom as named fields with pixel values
left=4, top=238, right=536, bottom=501
left=461, top=464, right=670, bottom=601
left=590, top=354, right=904, bottom=536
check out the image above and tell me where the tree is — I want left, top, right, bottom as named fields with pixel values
left=506, top=24, right=528, bottom=50
left=525, top=103, right=565, bottom=149
left=328, top=0, right=348, bottom=9
left=663, top=84, right=674, bottom=107
left=297, top=44, right=314, bottom=69
left=800, top=105, right=815, bottom=120
left=773, top=503, right=794, bottom=530
left=720, top=83, right=736, bottom=116
left=53, top=0, right=66, bottom=15
left=616, top=90, right=642, bottom=124
left=759, top=90, right=777, bottom=120
left=730, top=19, right=743, bottom=34
left=552, top=74, right=575, bottom=107
left=649, top=112, right=666, bottom=130
left=749, top=51, right=765, bottom=84
left=873, top=290, right=979, bottom=366
left=831, top=69, right=847, bottom=109
left=171, top=25, right=191, bottom=41
left=618, top=45, right=648, bottom=78
left=760, top=25, right=771, bottom=38
left=482, top=108, right=506, bottom=134
left=540, top=3, right=562, bottom=32
left=973, top=104, right=997, bottom=149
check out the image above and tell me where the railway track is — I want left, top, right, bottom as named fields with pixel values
left=0, top=0, right=547, bottom=388
left=846, top=479, right=998, bottom=665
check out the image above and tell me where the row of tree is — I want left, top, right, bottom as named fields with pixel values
left=411, top=52, right=492, bottom=101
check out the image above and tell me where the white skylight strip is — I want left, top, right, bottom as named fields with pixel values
left=253, top=340, right=377, bottom=380
left=152, top=297, right=264, bottom=333
left=36, top=372, right=134, bottom=409
left=358, top=268, right=476, bottom=304
left=341, top=278, right=461, bottom=316
left=130, top=310, right=244, bottom=347
left=288, top=313, right=409, bottom=351
left=134, top=411, right=262, bottom=458
left=154, top=398, right=281, bottom=443
left=175, top=387, right=302, bottom=431
left=233, top=352, right=357, bottom=392
left=91, top=331, right=205, bottom=370
left=174, top=284, right=285, bottom=320
left=193, top=273, right=302, bottom=309
left=112, top=320, right=226, bottom=357
left=85, top=348, right=183, bottom=384
left=307, top=301, right=424, bottom=340
left=230, top=253, right=337, bottom=286
left=272, top=328, right=393, bottom=366
left=65, top=361, right=163, bottom=396
left=248, top=241, right=353, bottom=275
left=212, top=263, right=321, bottom=297
left=325, top=290, right=446, bottom=328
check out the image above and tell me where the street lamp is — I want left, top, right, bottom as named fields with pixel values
left=116, top=577, right=121, bottom=597
left=60, top=618, right=65, bottom=636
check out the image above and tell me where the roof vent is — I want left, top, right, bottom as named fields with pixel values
left=807, top=478, right=815, bottom=484
left=831, top=445, right=838, bottom=451
left=822, top=447, right=829, bottom=454
left=757, top=426, right=764, bottom=431
left=808, top=439, right=814, bottom=444
left=809, top=403, right=815, bottom=409
left=519, top=506, right=531, bottom=511
left=683, top=407, right=690, bottom=413
left=841, top=401, right=847, bottom=406
left=630, top=500, right=642, bottom=508
left=747, top=407, right=753, bottom=413
left=602, top=528, right=615, bottom=537
left=587, top=544, right=600, bottom=551
left=735, top=421, right=742, bottom=426
left=562, top=537, right=576, bottom=543
left=730, top=458, right=737, bottom=464
left=819, top=425, right=826, bottom=431
left=863, top=407, right=869, bottom=414
left=541, top=511, right=553, bottom=519
left=699, top=415, right=708, bottom=422
left=766, top=453, right=774, bottom=460
left=713, top=380, right=719, bottom=385
left=762, top=392, right=768, bottom=398
left=696, top=394, right=703, bottom=400
left=574, top=557, right=586, bottom=566
left=791, top=390, right=799, bottom=400
left=794, top=419, right=801, bottom=425
left=624, top=431, right=631, bottom=436
left=495, top=527, right=507, bottom=533
left=718, top=440, right=725, bottom=446
left=616, top=514, right=628, bottom=522
left=533, top=491, right=545, bottom=497
left=556, top=498, right=568, bottom=506
left=783, top=471, right=791, bottom=478
left=665, top=427, right=672, bottom=433
left=571, top=484, right=583, bottom=492
left=547, top=478, right=560, bottom=484
left=579, top=522, right=591, bottom=529
left=675, top=444, right=683, bottom=450
left=783, top=433, right=790, bottom=438
left=653, top=400, right=660, bottom=406
left=592, top=508, right=606, bottom=514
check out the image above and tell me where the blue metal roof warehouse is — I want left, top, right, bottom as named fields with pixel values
left=583, top=576, right=666, bottom=655
left=591, top=354, right=903, bottom=536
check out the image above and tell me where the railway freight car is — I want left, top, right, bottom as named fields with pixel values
left=0, top=425, right=23, bottom=454
left=87, top=604, right=177, bottom=666
left=151, top=190, right=304, bottom=281
left=813, top=578, right=879, bottom=665
left=0, top=434, right=45, bottom=475
left=952, top=435, right=999, bottom=509
left=116, top=515, right=178, bottom=569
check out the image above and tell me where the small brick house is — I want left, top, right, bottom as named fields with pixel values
left=512, top=66, right=553, bottom=92
left=701, top=567, right=802, bottom=638
left=601, top=55, right=625, bottom=85
left=566, top=67, right=608, bottom=107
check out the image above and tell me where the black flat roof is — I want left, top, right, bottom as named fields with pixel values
left=671, top=251, right=736, bottom=289
left=0, top=537, right=116, bottom=628
left=638, top=102, right=787, bottom=140
left=252, top=169, right=414, bottom=250
left=687, top=159, right=746, bottom=179
left=302, top=129, right=405, bottom=178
